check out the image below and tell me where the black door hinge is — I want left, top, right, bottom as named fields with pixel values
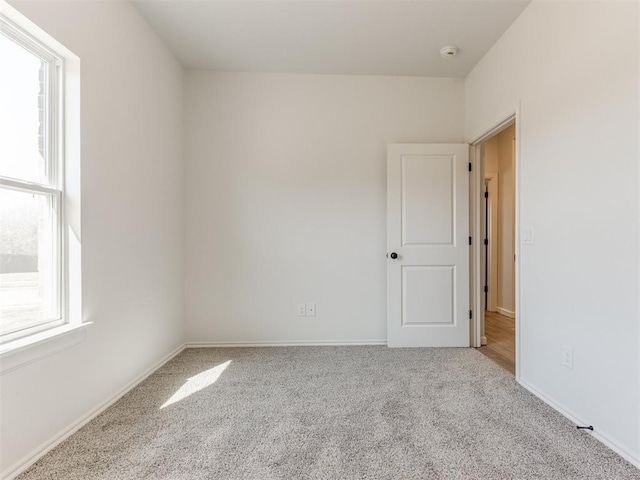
left=469, top=310, right=473, bottom=319
left=468, top=162, right=472, bottom=172
left=484, top=191, right=488, bottom=198
left=484, top=285, right=488, bottom=293
left=484, top=238, right=488, bottom=246
left=469, top=236, right=472, bottom=245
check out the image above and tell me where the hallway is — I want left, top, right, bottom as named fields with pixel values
left=477, top=311, right=515, bottom=375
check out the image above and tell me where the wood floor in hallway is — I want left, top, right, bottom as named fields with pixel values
left=477, top=310, right=515, bottom=375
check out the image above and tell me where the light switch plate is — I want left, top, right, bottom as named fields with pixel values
left=523, top=227, right=534, bottom=245
left=562, top=345, right=573, bottom=369
left=306, top=303, right=316, bottom=316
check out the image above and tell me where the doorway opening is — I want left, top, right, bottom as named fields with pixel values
left=472, top=121, right=517, bottom=375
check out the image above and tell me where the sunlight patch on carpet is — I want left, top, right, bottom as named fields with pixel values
left=161, top=360, right=231, bottom=409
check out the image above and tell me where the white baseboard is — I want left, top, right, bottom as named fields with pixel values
left=518, top=378, right=640, bottom=470
left=186, top=340, right=387, bottom=348
left=2, top=343, right=186, bottom=480
left=496, top=307, right=515, bottom=318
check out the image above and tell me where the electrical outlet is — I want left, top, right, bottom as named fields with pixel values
left=297, top=303, right=306, bottom=316
left=306, top=303, right=316, bottom=316
left=562, top=345, right=573, bottom=369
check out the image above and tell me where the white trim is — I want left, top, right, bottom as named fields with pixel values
left=0, top=322, right=91, bottom=374
left=466, top=106, right=518, bottom=146
left=470, top=143, right=483, bottom=348
left=480, top=335, right=487, bottom=346
left=0, top=177, right=61, bottom=196
left=484, top=174, right=498, bottom=313
left=518, top=378, right=640, bottom=470
left=469, top=143, right=481, bottom=347
left=2, top=0, right=83, bottom=337
left=0, top=14, right=60, bottom=65
left=1, top=343, right=186, bottom=480
left=637, top=0, right=640, bottom=468
left=513, top=104, right=522, bottom=381
left=186, top=340, right=387, bottom=348
left=0, top=10, right=66, bottom=344
left=0, top=2, right=77, bottom=60
left=496, top=307, right=515, bottom=319
left=0, top=317, right=65, bottom=345
left=469, top=105, right=521, bottom=380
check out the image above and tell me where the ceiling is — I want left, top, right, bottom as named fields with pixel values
left=132, top=0, right=531, bottom=78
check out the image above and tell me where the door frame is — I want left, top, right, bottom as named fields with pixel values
left=479, top=173, right=499, bottom=348
left=483, top=174, right=498, bottom=315
left=467, top=105, right=521, bottom=380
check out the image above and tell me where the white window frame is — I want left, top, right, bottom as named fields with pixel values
left=0, top=15, right=65, bottom=343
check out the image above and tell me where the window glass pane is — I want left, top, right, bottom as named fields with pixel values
left=0, top=33, right=48, bottom=184
left=0, top=188, right=58, bottom=336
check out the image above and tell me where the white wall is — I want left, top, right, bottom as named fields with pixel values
left=184, top=73, right=464, bottom=343
left=1, top=1, right=184, bottom=476
left=466, top=0, right=640, bottom=463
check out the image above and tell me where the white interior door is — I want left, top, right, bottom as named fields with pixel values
left=387, top=144, right=470, bottom=347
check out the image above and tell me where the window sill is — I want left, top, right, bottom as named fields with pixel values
left=0, top=322, right=92, bottom=374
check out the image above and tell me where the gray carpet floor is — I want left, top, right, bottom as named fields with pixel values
left=18, top=347, right=640, bottom=479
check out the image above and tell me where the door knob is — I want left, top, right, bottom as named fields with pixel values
left=389, top=252, right=398, bottom=259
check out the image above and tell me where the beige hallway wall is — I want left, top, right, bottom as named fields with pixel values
left=484, top=124, right=515, bottom=316
left=497, top=125, right=515, bottom=315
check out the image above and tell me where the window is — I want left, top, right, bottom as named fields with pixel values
left=0, top=16, right=64, bottom=343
